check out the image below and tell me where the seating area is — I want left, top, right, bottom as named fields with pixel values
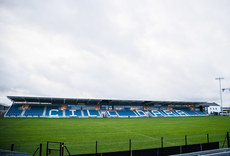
left=106, top=111, right=118, bottom=117
left=83, top=110, right=89, bottom=117
left=45, top=106, right=63, bottom=117
left=135, top=110, right=147, bottom=117
left=194, top=111, right=207, bottom=115
left=5, top=105, right=22, bottom=117
left=150, top=110, right=164, bottom=117
left=24, top=105, right=44, bottom=117
left=88, top=110, right=101, bottom=117
left=180, top=108, right=205, bottom=116
left=65, top=110, right=101, bottom=117
left=5, top=104, right=208, bottom=118
left=65, top=109, right=82, bottom=117
left=116, top=110, right=138, bottom=117
left=174, top=110, right=188, bottom=116
left=74, top=110, right=83, bottom=116
left=162, top=110, right=177, bottom=117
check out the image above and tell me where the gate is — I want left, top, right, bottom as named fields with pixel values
left=46, top=141, right=64, bottom=156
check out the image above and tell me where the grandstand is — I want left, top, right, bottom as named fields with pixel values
left=4, top=96, right=216, bottom=118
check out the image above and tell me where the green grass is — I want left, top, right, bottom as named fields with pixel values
left=0, top=116, right=230, bottom=155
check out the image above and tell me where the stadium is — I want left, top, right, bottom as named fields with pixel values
left=5, top=96, right=217, bottom=118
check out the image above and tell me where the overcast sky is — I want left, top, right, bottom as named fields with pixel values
left=0, top=0, right=230, bottom=106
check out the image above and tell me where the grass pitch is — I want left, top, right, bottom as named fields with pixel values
left=0, top=116, right=230, bottom=155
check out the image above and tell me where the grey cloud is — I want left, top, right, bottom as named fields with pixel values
left=0, top=0, right=230, bottom=106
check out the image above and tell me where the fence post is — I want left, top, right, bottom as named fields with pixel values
left=227, top=131, right=230, bottom=148
left=11, top=144, right=14, bottom=151
left=207, top=134, right=209, bottom=143
left=185, top=135, right=187, bottom=146
left=62, top=143, right=65, bottom=156
left=161, top=137, right=164, bottom=156
left=161, top=137, right=163, bottom=148
left=46, top=141, right=49, bottom=156
left=129, top=139, right=131, bottom=155
left=40, top=143, right=42, bottom=156
left=59, top=142, right=62, bottom=156
left=96, top=140, right=98, bottom=154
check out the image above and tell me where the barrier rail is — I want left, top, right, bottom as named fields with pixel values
left=32, top=143, right=42, bottom=156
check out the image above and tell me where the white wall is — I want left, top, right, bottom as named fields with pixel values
left=208, top=106, right=221, bottom=114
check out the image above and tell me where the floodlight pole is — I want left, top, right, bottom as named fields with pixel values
left=215, top=77, right=224, bottom=114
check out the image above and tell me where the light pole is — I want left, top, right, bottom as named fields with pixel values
left=215, top=77, right=224, bottom=115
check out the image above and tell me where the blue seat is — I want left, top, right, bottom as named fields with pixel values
left=162, top=110, right=177, bottom=117
left=88, top=110, right=100, bottom=116
left=65, top=109, right=74, bottom=116
left=174, top=110, right=187, bottom=116
left=138, top=111, right=145, bottom=115
left=106, top=111, right=118, bottom=117
left=45, top=106, right=63, bottom=117
left=24, top=106, right=44, bottom=117
left=65, top=110, right=82, bottom=117
left=136, top=110, right=147, bottom=116
left=116, top=110, right=137, bottom=117
left=195, top=111, right=206, bottom=115
left=6, top=105, right=22, bottom=117
left=180, top=108, right=198, bottom=116
left=74, top=110, right=82, bottom=116
left=83, top=110, right=89, bottom=117
left=150, top=110, right=164, bottom=117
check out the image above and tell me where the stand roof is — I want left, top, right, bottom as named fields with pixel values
left=7, top=96, right=208, bottom=106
